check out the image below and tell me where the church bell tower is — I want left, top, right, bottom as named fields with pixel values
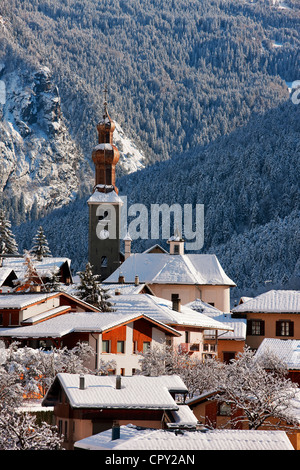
left=88, top=89, right=122, bottom=280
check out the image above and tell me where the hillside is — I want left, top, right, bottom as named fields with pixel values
left=1, top=0, right=299, bottom=169
left=13, top=99, right=300, bottom=299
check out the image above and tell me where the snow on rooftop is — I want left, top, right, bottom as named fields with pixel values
left=104, top=253, right=235, bottom=286
left=111, top=294, right=233, bottom=331
left=43, top=374, right=187, bottom=410
left=0, top=307, right=180, bottom=339
left=0, top=311, right=151, bottom=338
left=232, top=290, right=300, bottom=314
left=0, top=292, right=57, bottom=309
left=74, top=424, right=294, bottom=450
left=167, top=404, right=198, bottom=428
left=186, top=299, right=246, bottom=340
left=87, top=187, right=123, bottom=204
left=2, top=256, right=70, bottom=278
left=255, top=338, right=300, bottom=370
left=0, top=267, right=15, bottom=286
left=103, top=283, right=146, bottom=296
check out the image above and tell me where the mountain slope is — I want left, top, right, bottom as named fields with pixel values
left=1, top=0, right=299, bottom=166
left=12, top=99, right=300, bottom=297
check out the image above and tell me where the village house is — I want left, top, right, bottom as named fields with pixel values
left=255, top=338, right=300, bottom=387
left=0, top=292, right=232, bottom=372
left=41, top=373, right=194, bottom=450
left=110, top=293, right=234, bottom=361
left=2, top=255, right=73, bottom=288
left=103, top=247, right=236, bottom=312
left=0, top=291, right=100, bottom=330
left=186, top=387, right=300, bottom=450
left=0, top=308, right=181, bottom=373
left=231, top=290, right=300, bottom=350
left=186, top=298, right=247, bottom=362
left=74, top=423, right=294, bottom=451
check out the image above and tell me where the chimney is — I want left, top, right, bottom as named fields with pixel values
left=135, top=275, right=139, bottom=286
left=172, top=294, right=181, bottom=312
left=79, top=374, right=85, bottom=390
left=116, top=375, right=121, bottom=389
left=124, top=233, right=132, bottom=260
left=115, top=288, right=121, bottom=295
left=112, top=422, right=120, bottom=440
left=118, top=274, right=125, bottom=284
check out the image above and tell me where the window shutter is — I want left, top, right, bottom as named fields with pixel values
left=246, top=320, right=252, bottom=335
left=260, top=320, right=265, bottom=336
left=276, top=321, right=281, bottom=336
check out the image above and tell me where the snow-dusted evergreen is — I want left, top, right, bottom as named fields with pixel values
left=30, top=226, right=52, bottom=260
left=0, top=209, right=18, bottom=255
left=76, top=262, right=115, bottom=311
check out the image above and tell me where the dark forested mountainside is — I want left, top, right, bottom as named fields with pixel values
left=0, top=0, right=299, bottom=169
left=13, top=99, right=300, bottom=299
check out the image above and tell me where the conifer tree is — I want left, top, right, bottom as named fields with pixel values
left=0, top=209, right=18, bottom=255
left=76, top=262, right=115, bottom=311
left=30, top=226, right=52, bottom=260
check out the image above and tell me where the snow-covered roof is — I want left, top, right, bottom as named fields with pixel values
left=167, top=405, right=198, bottom=428
left=186, top=299, right=246, bottom=340
left=111, top=294, right=234, bottom=331
left=104, top=253, right=236, bottom=286
left=2, top=256, right=71, bottom=279
left=87, top=187, right=123, bottom=204
left=0, top=267, right=16, bottom=286
left=0, top=309, right=181, bottom=339
left=255, top=338, right=300, bottom=370
left=0, top=292, right=57, bottom=309
left=102, top=283, right=147, bottom=296
left=74, top=424, right=294, bottom=450
left=232, top=290, right=300, bottom=314
left=43, top=374, right=188, bottom=410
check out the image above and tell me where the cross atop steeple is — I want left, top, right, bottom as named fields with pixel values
left=103, top=84, right=108, bottom=115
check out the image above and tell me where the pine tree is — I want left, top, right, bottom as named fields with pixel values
left=76, top=262, right=115, bottom=311
left=30, top=226, right=52, bottom=260
left=0, top=209, right=18, bottom=255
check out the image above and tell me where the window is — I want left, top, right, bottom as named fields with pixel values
left=133, top=341, right=138, bottom=354
left=101, top=256, right=108, bottom=267
left=143, top=341, right=150, bottom=353
left=219, top=402, right=231, bottom=417
left=276, top=320, right=294, bottom=337
left=117, top=341, right=125, bottom=354
left=247, top=319, right=265, bottom=336
left=174, top=244, right=179, bottom=254
left=102, top=340, right=110, bottom=353
left=185, top=331, right=189, bottom=343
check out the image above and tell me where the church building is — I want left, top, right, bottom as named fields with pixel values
left=88, top=91, right=122, bottom=280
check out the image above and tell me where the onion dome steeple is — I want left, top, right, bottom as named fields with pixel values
left=92, top=86, right=120, bottom=193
